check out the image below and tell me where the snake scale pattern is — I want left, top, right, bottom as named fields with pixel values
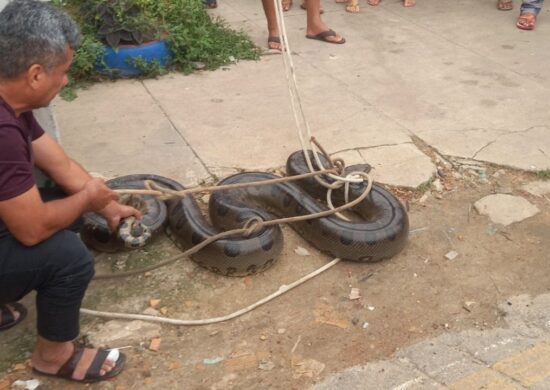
left=81, top=151, right=409, bottom=276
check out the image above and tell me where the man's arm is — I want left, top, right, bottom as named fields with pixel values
left=33, top=132, right=94, bottom=193
left=0, top=179, right=116, bottom=246
left=32, top=133, right=142, bottom=231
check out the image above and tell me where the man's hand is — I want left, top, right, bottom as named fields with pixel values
left=99, top=201, right=143, bottom=232
left=83, top=178, right=119, bottom=212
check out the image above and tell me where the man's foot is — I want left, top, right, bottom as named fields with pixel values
left=268, top=36, right=284, bottom=51
left=306, top=29, right=346, bottom=44
left=497, top=0, right=513, bottom=10
left=517, top=13, right=536, bottom=30
left=32, top=340, right=125, bottom=383
left=403, top=0, right=415, bottom=6
left=367, top=0, right=380, bottom=5
left=0, top=303, right=27, bottom=332
left=282, top=0, right=292, bottom=11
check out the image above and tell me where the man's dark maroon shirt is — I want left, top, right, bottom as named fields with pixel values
left=0, top=98, right=45, bottom=238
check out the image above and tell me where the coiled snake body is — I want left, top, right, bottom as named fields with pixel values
left=168, top=151, right=409, bottom=276
left=81, top=152, right=409, bottom=276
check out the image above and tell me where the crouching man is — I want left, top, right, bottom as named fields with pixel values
left=0, top=0, right=142, bottom=383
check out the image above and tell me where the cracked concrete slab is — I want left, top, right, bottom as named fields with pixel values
left=331, top=144, right=435, bottom=188
left=475, top=126, right=550, bottom=171
left=395, top=338, right=485, bottom=385
left=446, top=328, right=537, bottom=366
left=474, top=194, right=540, bottom=226
left=415, top=128, right=508, bottom=160
left=357, top=144, right=435, bottom=188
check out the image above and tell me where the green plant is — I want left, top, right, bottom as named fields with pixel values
left=80, top=0, right=158, bottom=48
left=125, top=56, right=167, bottom=78
left=536, top=169, right=550, bottom=179
left=57, top=0, right=260, bottom=97
left=416, top=177, right=434, bottom=193
left=148, top=0, right=259, bottom=72
left=60, top=35, right=105, bottom=100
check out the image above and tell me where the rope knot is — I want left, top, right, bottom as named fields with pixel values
left=144, top=180, right=179, bottom=200
left=243, top=216, right=264, bottom=237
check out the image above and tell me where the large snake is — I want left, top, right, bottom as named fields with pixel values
left=168, top=151, right=409, bottom=276
left=81, top=151, right=409, bottom=276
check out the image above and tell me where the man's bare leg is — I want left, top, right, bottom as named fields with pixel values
left=262, top=0, right=284, bottom=50
left=305, top=0, right=345, bottom=43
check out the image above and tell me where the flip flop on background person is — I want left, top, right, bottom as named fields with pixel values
left=516, top=0, right=543, bottom=30
left=281, top=0, right=324, bottom=14
left=517, top=12, right=536, bottom=29
left=497, top=0, right=514, bottom=10
left=306, top=29, right=345, bottom=44
left=263, top=0, right=344, bottom=50
left=267, top=36, right=284, bottom=51
left=0, top=303, right=27, bottom=332
left=367, top=0, right=416, bottom=6
left=203, top=0, right=217, bottom=9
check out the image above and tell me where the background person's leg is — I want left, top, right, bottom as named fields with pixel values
left=262, top=0, right=284, bottom=50
left=305, top=0, right=345, bottom=44
left=521, top=0, right=543, bottom=14
left=517, top=0, right=542, bottom=29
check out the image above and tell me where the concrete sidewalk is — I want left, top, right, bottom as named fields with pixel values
left=54, top=0, right=550, bottom=189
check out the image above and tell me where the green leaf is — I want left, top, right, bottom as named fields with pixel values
left=106, top=31, right=121, bottom=48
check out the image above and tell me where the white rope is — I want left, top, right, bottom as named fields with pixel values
left=81, top=258, right=341, bottom=325
left=272, top=0, right=362, bottom=189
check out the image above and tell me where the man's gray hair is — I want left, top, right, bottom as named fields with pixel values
left=0, top=0, right=80, bottom=79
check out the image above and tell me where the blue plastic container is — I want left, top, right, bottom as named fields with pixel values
left=98, top=39, right=171, bottom=77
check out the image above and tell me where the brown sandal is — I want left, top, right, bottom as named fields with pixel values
left=267, top=36, right=283, bottom=51
left=497, top=0, right=513, bottom=10
left=517, top=13, right=536, bottom=30
left=33, top=344, right=126, bottom=383
left=0, top=303, right=27, bottom=332
left=306, top=29, right=346, bottom=44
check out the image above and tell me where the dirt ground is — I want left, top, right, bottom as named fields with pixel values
left=1, top=155, right=550, bottom=390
